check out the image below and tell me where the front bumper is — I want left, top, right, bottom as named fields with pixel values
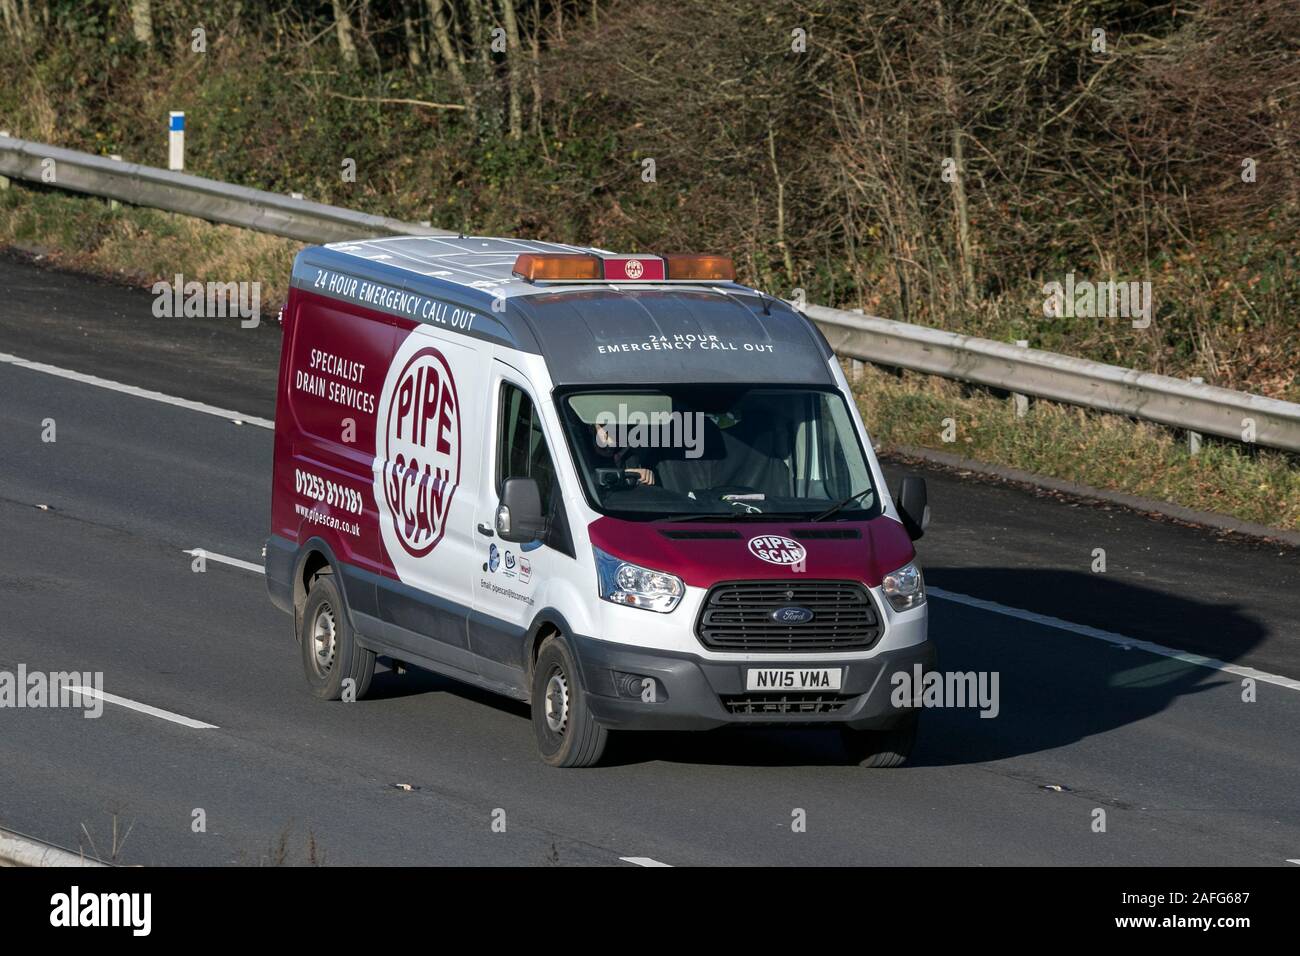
left=571, top=633, right=937, bottom=731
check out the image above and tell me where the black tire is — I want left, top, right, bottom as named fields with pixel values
left=300, top=571, right=375, bottom=701
left=531, top=635, right=608, bottom=768
left=840, top=713, right=918, bottom=768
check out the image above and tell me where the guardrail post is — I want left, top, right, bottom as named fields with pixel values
left=168, top=111, right=185, bottom=171
left=1188, top=377, right=1204, bottom=455
left=108, top=155, right=122, bottom=209
left=1012, top=340, right=1030, bottom=417
left=849, top=309, right=865, bottom=382
left=0, top=130, right=9, bottom=190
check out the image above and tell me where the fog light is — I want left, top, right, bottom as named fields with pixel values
left=613, top=671, right=663, bottom=702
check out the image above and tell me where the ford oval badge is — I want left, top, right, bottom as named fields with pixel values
left=771, top=605, right=814, bottom=625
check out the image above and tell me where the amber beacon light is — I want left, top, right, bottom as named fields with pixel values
left=663, top=254, right=735, bottom=281
left=511, top=253, right=603, bottom=281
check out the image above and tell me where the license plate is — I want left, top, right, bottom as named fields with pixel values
left=745, top=668, right=843, bottom=691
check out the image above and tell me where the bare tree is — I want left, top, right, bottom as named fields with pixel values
left=0, top=0, right=33, bottom=41
left=427, top=0, right=476, bottom=119
left=401, top=0, right=423, bottom=67
left=331, top=0, right=359, bottom=66
left=130, top=0, right=153, bottom=47
left=501, top=0, right=524, bottom=139
left=528, top=0, right=543, bottom=136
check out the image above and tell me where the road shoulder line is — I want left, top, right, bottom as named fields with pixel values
left=930, top=586, right=1300, bottom=692
left=0, top=350, right=274, bottom=430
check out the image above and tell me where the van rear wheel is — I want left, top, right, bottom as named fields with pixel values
left=840, top=714, right=918, bottom=768
left=532, top=635, right=608, bottom=768
left=300, top=571, right=375, bottom=701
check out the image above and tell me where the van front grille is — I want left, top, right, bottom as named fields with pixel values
left=695, top=580, right=881, bottom=652
left=721, top=693, right=855, bottom=715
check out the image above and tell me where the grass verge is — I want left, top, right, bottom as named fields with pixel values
left=0, top=184, right=299, bottom=305
left=850, top=363, right=1300, bottom=532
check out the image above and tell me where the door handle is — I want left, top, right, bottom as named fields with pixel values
left=476, top=523, right=495, bottom=537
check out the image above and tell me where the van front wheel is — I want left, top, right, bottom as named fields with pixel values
left=532, top=636, right=608, bottom=768
left=840, top=714, right=918, bottom=768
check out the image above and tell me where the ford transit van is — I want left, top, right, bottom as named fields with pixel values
left=265, top=237, right=933, bottom=767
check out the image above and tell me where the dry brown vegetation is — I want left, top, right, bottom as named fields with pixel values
left=1, top=1, right=1295, bottom=397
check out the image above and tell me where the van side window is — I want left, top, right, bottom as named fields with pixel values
left=497, top=383, right=572, bottom=556
left=497, top=383, right=557, bottom=511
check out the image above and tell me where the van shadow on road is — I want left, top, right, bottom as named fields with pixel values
left=610, top=568, right=1268, bottom=769
left=900, top=567, right=1268, bottom=769
left=357, top=568, right=1267, bottom=770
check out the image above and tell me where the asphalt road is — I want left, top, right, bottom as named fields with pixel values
left=1, top=252, right=1297, bottom=865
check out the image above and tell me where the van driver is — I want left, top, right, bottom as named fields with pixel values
left=593, top=422, right=656, bottom=486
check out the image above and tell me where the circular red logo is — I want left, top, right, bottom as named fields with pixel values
left=625, top=258, right=644, bottom=279
left=380, top=347, right=461, bottom=557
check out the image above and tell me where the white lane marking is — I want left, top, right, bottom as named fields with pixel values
left=1288, top=859, right=1300, bottom=865
left=0, top=351, right=273, bottom=429
left=183, top=548, right=265, bottom=574
left=620, top=856, right=672, bottom=867
left=929, top=586, right=1300, bottom=692
left=62, top=685, right=218, bottom=730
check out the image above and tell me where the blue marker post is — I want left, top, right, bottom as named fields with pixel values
left=168, top=111, right=185, bottom=171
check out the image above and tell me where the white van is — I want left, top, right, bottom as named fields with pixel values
left=266, top=238, right=933, bottom=767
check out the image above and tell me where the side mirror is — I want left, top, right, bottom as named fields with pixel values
left=496, top=477, right=547, bottom=543
left=895, top=476, right=929, bottom=541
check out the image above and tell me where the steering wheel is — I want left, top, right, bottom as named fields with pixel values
left=597, top=467, right=646, bottom=491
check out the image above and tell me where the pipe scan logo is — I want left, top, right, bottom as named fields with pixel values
left=379, top=345, right=461, bottom=557
left=747, top=534, right=806, bottom=566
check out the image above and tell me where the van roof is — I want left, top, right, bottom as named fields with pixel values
left=308, top=235, right=743, bottom=298
left=291, top=236, right=836, bottom=387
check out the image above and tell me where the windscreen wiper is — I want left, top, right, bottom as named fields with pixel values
left=810, top=487, right=872, bottom=522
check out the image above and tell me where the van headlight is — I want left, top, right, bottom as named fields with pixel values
left=594, top=547, right=684, bottom=613
left=882, top=562, right=925, bottom=612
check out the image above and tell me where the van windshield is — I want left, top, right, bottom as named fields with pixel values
left=557, top=385, right=879, bottom=521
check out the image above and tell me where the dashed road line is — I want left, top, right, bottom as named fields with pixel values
left=620, top=856, right=672, bottom=867
left=183, top=548, right=265, bottom=574
left=63, top=685, right=218, bottom=730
